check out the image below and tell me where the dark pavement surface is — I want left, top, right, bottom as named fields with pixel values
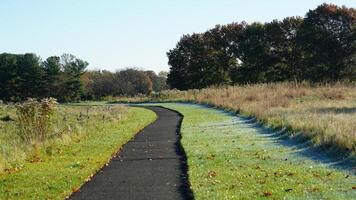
left=69, top=106, right=193, bottom=200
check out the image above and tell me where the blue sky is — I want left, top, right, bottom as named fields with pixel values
left=0, top=0, right=355, bottom=73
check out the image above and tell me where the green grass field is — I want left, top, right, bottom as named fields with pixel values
left=0, top=105, right=156, bottom=199
left=155, top=103, right=355, bottom=199
left=1, top=101, right=355, bottom=199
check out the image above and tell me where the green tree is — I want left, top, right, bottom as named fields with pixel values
left=167, top=30, right=237, bottom=89
left=297, top=4, right=356, bottom=82
left=0, top=53, right=21, bottom=101
left=234, top=22, right=268, bottom=83
left=167, top=34, right=203, bottom=89
left=60, top=54, right=88, bottom=101
left=18, top=53, right=44, bottom=99
left=262, top=17, right=303, bottom=81
left=43, top=56, right=61, bottom=98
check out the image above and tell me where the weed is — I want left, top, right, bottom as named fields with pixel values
left=16, top=98, right=58, bottom=144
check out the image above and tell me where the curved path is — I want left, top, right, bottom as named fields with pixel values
left=70, top=106, right=193, bottom=200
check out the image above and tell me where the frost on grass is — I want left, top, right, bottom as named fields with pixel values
left=160, top=103, right=356, bottom=199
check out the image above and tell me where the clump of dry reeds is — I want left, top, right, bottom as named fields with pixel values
left=16, top=98, right=58, bottom=144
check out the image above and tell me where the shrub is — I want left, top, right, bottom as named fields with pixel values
left=16, top=98, right=58, bottom=144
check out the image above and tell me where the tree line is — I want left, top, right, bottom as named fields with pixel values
left=0, top=53, right=167, bottom=102
left=82, top=69, right=168, bottom=100
left=167, top=4, right=356, bottom=90
left=0, top=53, right=88, bottom=102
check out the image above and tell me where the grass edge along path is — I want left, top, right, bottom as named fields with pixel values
left=157, top=103, right=356, bottom=199
left=112, top=83, right=356, bottom=157
left=0, top=107, right=156, bottom=200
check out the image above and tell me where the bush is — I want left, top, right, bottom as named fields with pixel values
left=16, top=98, right=58, bottom=144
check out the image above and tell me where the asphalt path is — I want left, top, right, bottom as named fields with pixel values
left=69, top=106, right=193, bottom=200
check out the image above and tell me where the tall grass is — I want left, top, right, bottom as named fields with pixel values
left=16, top=98, right=58, bottom=144
left=0, top=101, right=127, bottom=173
left=117, top=82, right=356, bottom=154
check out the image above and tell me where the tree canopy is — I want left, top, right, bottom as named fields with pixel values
left=167, top=4, right=356, bottom=89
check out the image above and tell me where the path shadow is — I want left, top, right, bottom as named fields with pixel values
left=175, top=110, right=195, bottom=200
left=240, top=117, right=356, bottom=174
left=173, top=103, right=356, bottom=174
left=143, top=106, right=194, bottom=200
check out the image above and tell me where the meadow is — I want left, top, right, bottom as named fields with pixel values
left=0, top=101, right=156, bottom=199
left=156, top=103, right=355, bottom=199
left=1, top=82, right=355, bottom=199
left=117, top=82, right=356, bottom=155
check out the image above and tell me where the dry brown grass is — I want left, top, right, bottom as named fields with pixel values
left=138, top=82, right=356, bottom=154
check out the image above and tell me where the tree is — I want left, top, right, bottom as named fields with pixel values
left=116, top=69, right=153, bottom=96
left=43, top=56, right=61, bottom=98
left=167, top=34, right=203, bottom=90
left=0, top=53, right=21, bottom=101
left=85, top=70, right=116, bottom=99
left=262, top=17, right=303, bottom=82
left=167, top=27, right=243, bottom=90
left=0, top=53, right=89, bottom=102
left=167, top=3, right=355, bottom=87
left=234, top=22, right=268, bottom=83
left=157, top=71, right=169, bottom=91
left=297, top=4, right=356, bottom=82
left=17, top=53, right=44, bottom=99
left=144, top=71, right=168, bottom=92
left=60, top=54, right=88, bottom=101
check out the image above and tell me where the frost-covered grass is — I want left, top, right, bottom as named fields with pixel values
left=119, top=83, right=356, bottom=154
left=158, top=103, right=355, bottom=199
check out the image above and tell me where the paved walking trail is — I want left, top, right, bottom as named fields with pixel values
left=70, top=106, right=193, bottom=200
